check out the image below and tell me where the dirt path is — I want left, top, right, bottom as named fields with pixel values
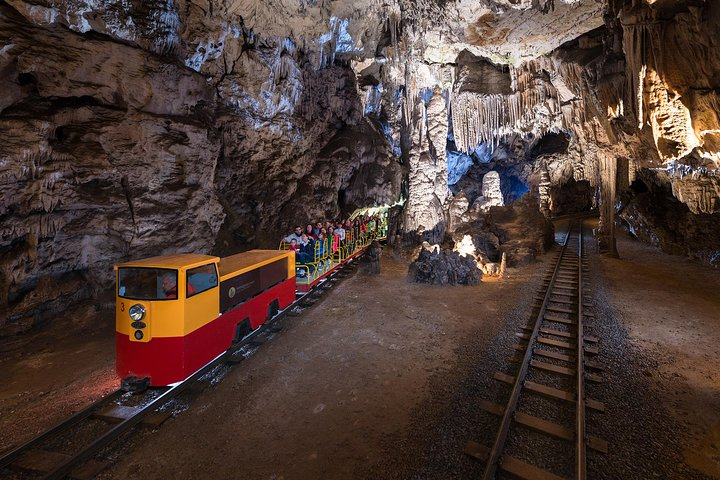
left=0, top=303, right=116, bottom=453
left=599, top=231, right=720, bottom=479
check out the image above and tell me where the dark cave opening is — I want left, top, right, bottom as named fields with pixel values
left=630, top=178, right=649, bottom=194
left=17, top=72, right=37, bottom=86
left=500, top=174, right=529, bottom=205
left=337, top=188, right=347, bottom=211
left=532, top=131, right=570, bottom=157
left=550, top=178, right=593, bottom=216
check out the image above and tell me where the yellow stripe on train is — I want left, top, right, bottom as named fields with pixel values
left=115, top=250, right=295, bottom=339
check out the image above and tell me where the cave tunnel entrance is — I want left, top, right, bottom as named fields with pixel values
left=550, top=178, right=594, bottom=216
left=532, top=131, right=570, bottom=157
left=630, top=178, right=649, bottom=195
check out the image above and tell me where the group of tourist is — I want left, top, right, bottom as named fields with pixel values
left=282, top=216, right=385, bottom=270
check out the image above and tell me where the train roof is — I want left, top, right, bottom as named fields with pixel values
left=219, top=249, right=293, bottom=280
left=115, top=253, right=219, bottom=270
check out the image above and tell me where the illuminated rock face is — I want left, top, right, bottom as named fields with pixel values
left=473, top=171, right=505, bottom=212
left=2, top=0, right=720, bottom=324
left=620, top=2, right=720, bottom=169
left=0, top=2, right=399, bottom=327
left=402, top=88, right=450, bottom=244
left=407, top=244, right=482, bottom=286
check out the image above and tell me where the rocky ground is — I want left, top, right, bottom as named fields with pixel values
left=0, top=225, right=718, bottom=479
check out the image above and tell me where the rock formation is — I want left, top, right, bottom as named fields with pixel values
left=473, top=170, right=505, bottom=212
left=407, top=243, right=482, bottom=286
left=2, top=0, right=720, bottom=326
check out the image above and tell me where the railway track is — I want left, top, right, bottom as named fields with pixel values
left=465, top=220, right=607, bottom=479
left=0, top=258, right=361, bottom=480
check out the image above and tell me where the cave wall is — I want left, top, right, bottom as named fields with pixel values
left=619, top=172, right=720, bottom=266
left=0, top=4, right=226, bottom=328
left=0, top=1, right=401, bottom=329
left=434, top=1, right=720, bottom=265
left=3, top=0, right=720, bottom=328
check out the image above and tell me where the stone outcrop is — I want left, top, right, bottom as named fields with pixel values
left=618, top=172, right=720, bottom=266
left=488, top=195, right=555, bottom=267
left=0, top=1, right=403, bottom=328
left=401, top=88, right=451, bottom=245
left=473, top=170, right=505, bottom=212
left=407, top=244, right=482, bottom=286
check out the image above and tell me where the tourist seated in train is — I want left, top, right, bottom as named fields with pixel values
left=297, top=233, right=315, bottom=264
left=287, top=238, right=300, bottom=252
left=343, top=220, right=355, bottom=250
left=333, top=223, right=346, bottom=241
left=358, top=218, right=367, bottom=241
left=316, top=232, right=327, bottom=258
left=367, top=216, right=376, bottom=234
left=285, top=225, right=303, bottom=243
left=305, top=224, right=317, bottom=240
left=314, top=222, right=323, bottom=238
left=331, top=231, right=340, bottom=254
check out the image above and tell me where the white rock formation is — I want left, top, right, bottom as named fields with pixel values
left=473, top=171, right=505, bottom=212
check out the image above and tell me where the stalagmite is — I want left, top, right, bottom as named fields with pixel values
left=538, top=163, right=552, bottom=217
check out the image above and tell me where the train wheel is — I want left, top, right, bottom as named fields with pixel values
left=121, top=376, right=149, bottom=394
left=233, top=318, right=251, bottom=344
left=267, top=299, right=280, bottom=321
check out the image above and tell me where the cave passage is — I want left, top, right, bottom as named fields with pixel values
left=1, top=1, right=720, bottom=479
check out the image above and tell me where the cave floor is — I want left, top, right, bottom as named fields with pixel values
left=597, top=230, right=720, bottom=479
left=0, top=226, right=719, bottom=480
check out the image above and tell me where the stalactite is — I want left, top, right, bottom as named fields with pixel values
left=450, top=80, right=562, bottom=152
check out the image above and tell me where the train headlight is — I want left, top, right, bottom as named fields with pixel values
left=129, top=304, right=145, bottom=321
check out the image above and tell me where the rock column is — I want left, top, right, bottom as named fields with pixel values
left=597, top=153, right=619, bottom=257
left=538, top=163, right=552, bottom=217
left=402, top=88, right=450, bottom=244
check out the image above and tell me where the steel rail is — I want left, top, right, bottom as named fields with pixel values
left=481, top=222, right=576, bottom=480
left=0, top=389, right=124, bottom=470
left=37, top=255, right=363, bottom=480
left=576, top=221, right=587, bottom=480
left=41, top=301, right=283, bottom=480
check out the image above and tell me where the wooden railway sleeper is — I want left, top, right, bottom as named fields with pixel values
left=493, top=372, right=605, bottom=412
left=476, top=399, right=608, bottom=452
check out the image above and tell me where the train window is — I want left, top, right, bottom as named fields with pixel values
left=118, top=268, right=179, bottom=300
left=186, top=263, right=218, bottom=298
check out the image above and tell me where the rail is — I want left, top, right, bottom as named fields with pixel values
left=466, top=219, right=606, bottom=480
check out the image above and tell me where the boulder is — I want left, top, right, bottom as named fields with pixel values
left=488, top=195, right=555, bottom=267
left=407, top=245, right=482, bottom=286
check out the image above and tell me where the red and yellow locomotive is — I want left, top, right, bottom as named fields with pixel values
left=115, top=250, right=295, bottom=387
